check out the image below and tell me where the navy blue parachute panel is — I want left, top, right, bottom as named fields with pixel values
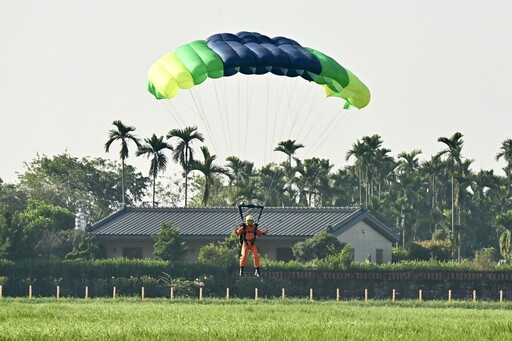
left=273, top=36, right=321, bottom=80
left=207, top=33, right=241, bottom=76
left=206, top=32, right=322, bottom=80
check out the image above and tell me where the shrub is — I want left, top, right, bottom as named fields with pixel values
left=197, top=234, right=238, bottom=271
left=473, top=247, right=497, bottom=270
left=315, top=244, right=354, bottom=270
left=392, top=247, right=409, bottom=262
left=153, top=222, right=187, bottom=262
left=409, top=240, right=452, bottom=261
left=292, top=231, right=345, bottom=262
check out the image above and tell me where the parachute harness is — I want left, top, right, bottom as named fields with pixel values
left=238, top=203, right=264, bottom=247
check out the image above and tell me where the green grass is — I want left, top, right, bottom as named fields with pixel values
left=1, top=298, right=512, bottom=340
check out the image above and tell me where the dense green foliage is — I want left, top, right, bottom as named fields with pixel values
left=197, top=233, right=239, bottom=270
left=1, top=299, right=512, bottom=340
left=2, top=129, right=512, bottom=263
left=152, top=223, right=188, bottom=262
left=2, top=258, right=512, bottom=300
left=292, top=231, right=345, bottom=262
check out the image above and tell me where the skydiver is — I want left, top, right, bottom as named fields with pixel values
left=234, top=215, right=268, bottom=277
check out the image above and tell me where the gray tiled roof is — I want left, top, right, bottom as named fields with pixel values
left=89, top=206, right=398, bottom=242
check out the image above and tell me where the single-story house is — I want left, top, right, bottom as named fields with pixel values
left=87, top=206, right=399, bottom=264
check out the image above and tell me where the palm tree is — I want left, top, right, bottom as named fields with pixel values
left=136, top=134, right=173, bottom=208
left=295, top=158, right=333, bottom=207
left=104, top=120, right=141, bottom=205
left=497, top=211, right=512, bottom=262
left=256, top=163, right=286, bottom=206
left=167, top=126, right=205, bottom=207
left=346, top=134, right=384, bottom=207
left=190, top=146, right=228, bottom=206
left=274, top=140, right=304, bottom=166
left=436, top=132, right=464, bottom=259
left=420, top=156, right=445, bottom=213
left=346, top=140, right=370, bottom=207
left=496, top=138, right=512, bottom=194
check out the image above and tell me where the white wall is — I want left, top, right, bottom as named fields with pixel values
left=338, top=221, right=393, bottom=263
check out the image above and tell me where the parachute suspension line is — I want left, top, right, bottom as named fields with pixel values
left=212, top=80, right=232, bottom=161
left=162, top=101, right=188, bottom=128
left=278, top=79, right=318, bottom=159
left=221, top=78, right=232, bottom=158
left=188, top=88, right=225, bottom=162
left=243, top=76, right=255, bottom=162
left=275, top=79, right=297, bottom=149
left=269, top=77, right=287, bottom=164
left=289, top=80, right=316, bottom=135
left=293, top=87, right=324, bottom=142
left=306, top=108, right=355, bottom=159
left=264, top=74, right=271, bottom=164
left=237, top=77, right=241, bottom=159
left=297, top=85, right=325, bottom=148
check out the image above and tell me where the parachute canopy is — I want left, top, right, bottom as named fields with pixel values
left=147, top=31, right=370, bottom=109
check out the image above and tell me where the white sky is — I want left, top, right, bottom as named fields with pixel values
left=1, top=0, right=511, bottom=184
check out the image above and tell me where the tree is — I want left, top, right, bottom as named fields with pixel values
left=436, top=132, right=465, bottom=259
left=136, top=134, right=173, bottom=208
left=225, top=156, right=255, bottom=204
left=167, top=126, right=205, bottom=207
left=10, top=200, right=75, bottom=259
left=65, top=231, right=103, bottom=260
left=104, top=120, right=142, bottom=205
left=18, top=153, right=149, bottom=222
left=496, top=138, right=512, bottom=194
left=295, top=158, right=333, bottom=207
left=291, top=231, right=345, bottom=262
left=346, top=134, right=386, bottom=207
left=197, top=233, right=239, bottom=270
left=346, top=139, right=370, bottom=207
left=255, top=163, right=286, bottom=206
left=153, top=222, right=187, bottom=262
left=190, top=146, right=228, bottom=206
left=497, top=211, right=512, bottom=262
left=274, top=139, right=304, bottom=166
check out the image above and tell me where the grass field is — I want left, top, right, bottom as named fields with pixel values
left=1, top=298, right=512, bottom=340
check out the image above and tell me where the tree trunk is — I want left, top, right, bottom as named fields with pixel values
left=121, top=159, right=125, bottom=205
left=152, top=175, right=156, bottom=208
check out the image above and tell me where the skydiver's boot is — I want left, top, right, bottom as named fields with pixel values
left=239, top=266, right=244, bottom=277
left=255, top=268, right=261, bottom=277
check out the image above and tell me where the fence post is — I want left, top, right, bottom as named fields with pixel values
left=141, top=287, right=145, bottom=301
left=29, top=285, right=32, bottom=299
left=392, top=289, right=396, bottom=302
left=281, top=288, right=285, bottom=301
left=199, top=287, right=203, bottom=302
left=170, top=287, right=174, bottom=302
left=500, top=290, right=503, bottom=303
left=56, top=286, right=60, bottom=300
left=336, top=288, right=340, bottom=302
left=419, top=289, right=422, bottom=303
left=364, top=289, right=368, bottom=302
left=226, top=288, right=229, bottom=301
left=113, top=286, right=116, bottom=300
left=0, top=285, right=2, bottom=299
left=473, top=290, right=476, bottom=302
left=255, top=288, right=258, bottom=301
left=448, top=290, right=452, bottom=303
left=85, top=286, right=88, bottom=301
left=310, top=288, right=314, bottom=302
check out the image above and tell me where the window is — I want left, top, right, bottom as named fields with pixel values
left=276, top=247, right=294, bottom=262
left=376, top=249, right=384, bottom=265
left=123, top=247, right=143, bottom=259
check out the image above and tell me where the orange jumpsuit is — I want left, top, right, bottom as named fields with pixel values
left=235, top=223, right=266, bottom=267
